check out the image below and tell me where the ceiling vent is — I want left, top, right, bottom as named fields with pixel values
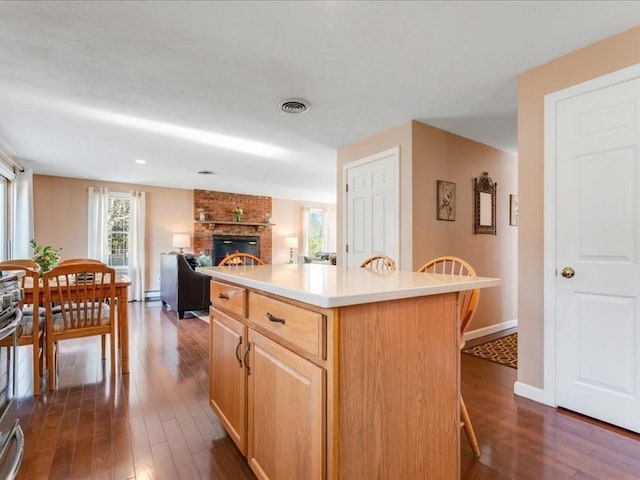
left=278, top=98, right=311, bottom=114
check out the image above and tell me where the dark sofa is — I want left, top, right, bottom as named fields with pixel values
left=160, top=253, right=211, bottom=319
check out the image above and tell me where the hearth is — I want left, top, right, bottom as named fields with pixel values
left=213, top=235, right=260, bottom=265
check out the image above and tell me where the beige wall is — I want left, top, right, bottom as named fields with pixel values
left=33, top=175, right=338, bottom=291
left=34, top=175, right=194, bottom=293
left=337, top=120, right=517, bottom=333
left=412, top=121, right=517, bottom=332
left=518, top=25, right=640, bottom=388
left=272, top=198, right=337, bottom=265
left=272, top=198, right=302, bottom=265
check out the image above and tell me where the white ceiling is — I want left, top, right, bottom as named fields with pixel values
left=0, top=1, right=639, bottom=203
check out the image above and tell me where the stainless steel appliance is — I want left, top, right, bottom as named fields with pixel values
left=0, top=274, right=25, bottom=479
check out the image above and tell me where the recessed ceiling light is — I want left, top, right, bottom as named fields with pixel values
left=278, top=98, right=311, bottom=114
left=135, top=159, right=146, bottom=164
left=198, top=170, right=215, bottom=175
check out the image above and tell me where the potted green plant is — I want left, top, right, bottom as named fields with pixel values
left=30, top=239, right=62, bottom=274
left=232, top=207, right=244, bottom=222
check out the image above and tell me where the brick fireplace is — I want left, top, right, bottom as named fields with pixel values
left=193, top=190, right=272, bottom=264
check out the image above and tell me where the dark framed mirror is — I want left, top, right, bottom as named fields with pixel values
left=474, top=171, right=497, bottom=235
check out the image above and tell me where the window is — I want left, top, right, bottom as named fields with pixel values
left=106, top=192, right=130, bottom=267
left=0, top=177, right=7, bottom=261
left=87, top=188, right=145, bottom=300
left=304, top=207, right=327, bottom=257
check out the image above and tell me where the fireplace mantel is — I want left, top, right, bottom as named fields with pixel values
left=195, top=220, right=275, bottom=232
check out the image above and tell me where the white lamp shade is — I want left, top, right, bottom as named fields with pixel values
left=285, top=237, right=299, bottom=249
left=172, top=233, right=191, bottom=249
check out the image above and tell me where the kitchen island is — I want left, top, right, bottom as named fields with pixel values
left=198, top=263, right=500, bottom=480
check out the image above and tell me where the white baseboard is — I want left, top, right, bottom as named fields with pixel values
left=145, top=290, right=160, bottom=300
left=463, top=319, right=518, bottom=342
left=514, top=381, right=553, bottom=406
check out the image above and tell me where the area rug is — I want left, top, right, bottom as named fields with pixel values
left=462, top=333, right=517, bottom=369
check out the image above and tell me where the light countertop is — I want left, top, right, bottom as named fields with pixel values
left=198, top=264, right=500, bottom=308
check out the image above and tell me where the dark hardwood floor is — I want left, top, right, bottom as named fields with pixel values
left=13, top=303, right=640, bottom=479
left=15, top=302, right=255, bottom=480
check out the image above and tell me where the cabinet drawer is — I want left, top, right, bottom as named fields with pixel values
left=212, top=281, right=246, bottom=318
left=248, top=292, right=325, bottom=360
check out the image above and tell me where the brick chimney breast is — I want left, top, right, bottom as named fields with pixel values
left=193, top=190, right=272, bottom=264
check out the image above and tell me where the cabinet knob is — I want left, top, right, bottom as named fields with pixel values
left=218, top=292, right=229, bottom=300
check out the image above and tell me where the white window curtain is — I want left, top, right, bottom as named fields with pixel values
left=302, top=206, right=310, bottom=256
left=0, top=177, right=7, bottom=261
left=128, top=191, right=146, bottom=302
left=87, top=187, right=110, bottom=263
left=12, top=167, right=33, bottom=259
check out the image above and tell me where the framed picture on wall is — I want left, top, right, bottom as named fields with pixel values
left=510, top=194, right=519, bottom=226
left=437, top=180, right=456, bottom=221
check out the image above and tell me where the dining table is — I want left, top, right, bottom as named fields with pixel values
left=22, top=274, right=133, bottom=374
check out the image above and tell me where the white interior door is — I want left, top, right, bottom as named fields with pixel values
left=344, top=147, right=399, bottom=267
left=555, top=76, right=640, bottom=433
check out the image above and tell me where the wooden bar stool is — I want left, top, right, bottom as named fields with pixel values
left=418, top=256, right=481, bottom=457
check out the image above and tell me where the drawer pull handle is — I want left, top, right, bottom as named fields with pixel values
left=235, top=337, right=243, bottom=367
left=218, top=292, right=229, bottom=300
left=267, top=312, right=286, bottom=324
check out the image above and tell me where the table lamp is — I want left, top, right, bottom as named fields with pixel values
left=172, top=233, right=191, bottom=254
left=285, top=237, right=298, bottom=264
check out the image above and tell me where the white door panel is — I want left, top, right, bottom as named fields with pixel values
left=556, top=76, right=640, bottom=433
left=351, top=197, right=368, bottom=255
left=344, top=148, right=399, bottom=267
left=371, top=194, right=387, bottom=253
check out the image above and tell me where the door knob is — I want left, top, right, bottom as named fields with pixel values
left=561, top=267, right=575, bottom=278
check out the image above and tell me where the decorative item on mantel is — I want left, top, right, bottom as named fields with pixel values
left=232, top=207, right=244, bottom=222
left=197, top=208, right=206, bottom=221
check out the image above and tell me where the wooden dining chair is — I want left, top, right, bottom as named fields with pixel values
left=58, top=258, right=106, bottom=266
left=417, top=256, right=481, bottom=457
left=218, top=252, right=264, bottom=266
left=43, top=261, right=118, bottom=391
left=0, top=259, right=45, bottom=396
left=360, top=254, right=396, bottom=272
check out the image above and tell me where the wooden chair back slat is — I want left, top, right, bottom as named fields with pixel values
left=58, top=258, right=105, bottom=266
left=360, top=254, right=397, bottom=272
left=218, top=252, right=264, bottom=266
left=417, top=256, right=480, bottom=338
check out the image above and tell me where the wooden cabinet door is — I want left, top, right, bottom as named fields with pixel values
left=210, top=309, right=248, bottom=455
left=247, top=330, right=325, bottom=480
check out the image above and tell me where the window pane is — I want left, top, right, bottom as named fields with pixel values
left=108, top=197, right=130, bottom=267
left=307, top=209, right=326, bottom=257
